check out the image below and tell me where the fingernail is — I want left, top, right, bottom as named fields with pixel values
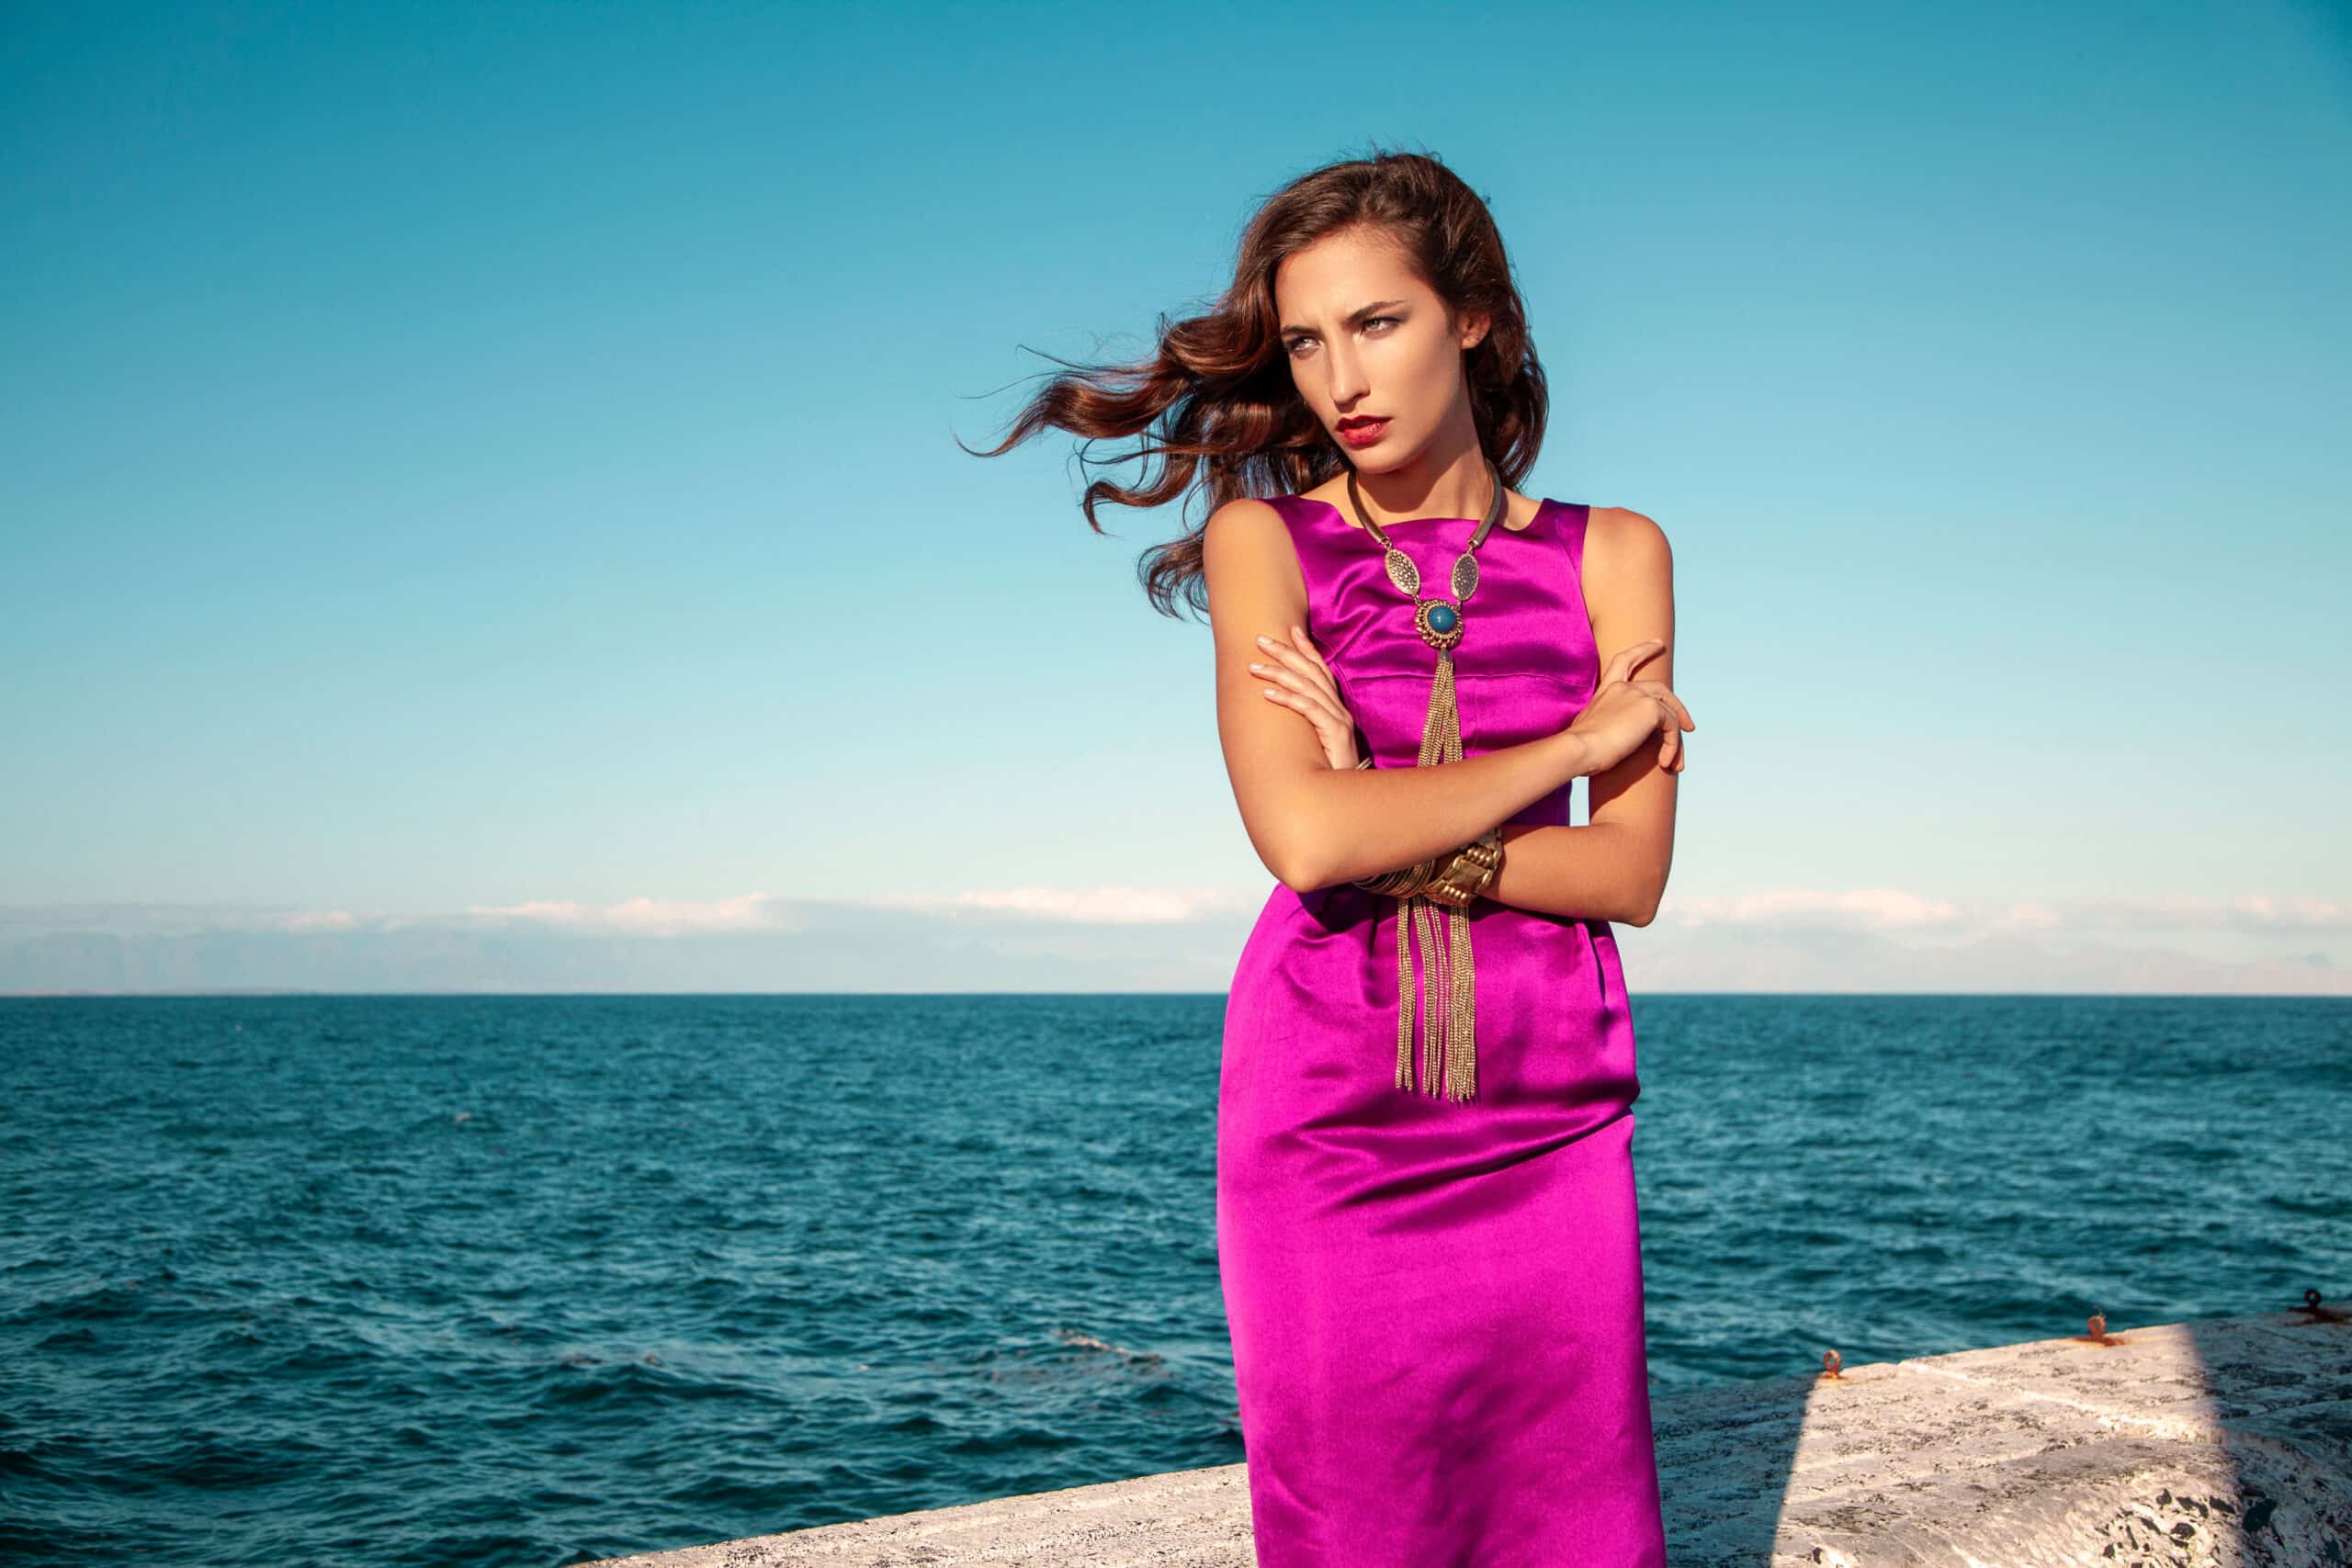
left=1255, top=635, right=1271, bottom=645
left=1248, top=661, right=1263, bottom=671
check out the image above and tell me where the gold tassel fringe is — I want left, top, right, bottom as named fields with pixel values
left=1386, top=648, right=1480, bottom=1102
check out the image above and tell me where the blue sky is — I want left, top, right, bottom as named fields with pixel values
left=3, top=0, right=2346, bottom=993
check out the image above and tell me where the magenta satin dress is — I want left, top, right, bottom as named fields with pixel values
left=1216, top=494, right=1668, bottom=1566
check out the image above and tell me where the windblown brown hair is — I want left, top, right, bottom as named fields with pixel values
left=960, top=143, right=1549, bottom=621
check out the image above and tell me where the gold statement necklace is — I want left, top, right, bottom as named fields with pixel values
left=1344, top=457, right=1510, bottom=1101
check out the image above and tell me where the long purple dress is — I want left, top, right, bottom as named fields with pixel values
left=1216, top=493, right=1668, bottom=1566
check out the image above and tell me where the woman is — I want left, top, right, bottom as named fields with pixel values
left=974, top=148, right=1692, bottom=1565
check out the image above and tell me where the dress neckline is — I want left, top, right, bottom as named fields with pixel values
left=1297, top=494, right=1555, bottom=536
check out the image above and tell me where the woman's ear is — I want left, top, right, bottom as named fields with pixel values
left=1458, top=310, right=1491, bottom=352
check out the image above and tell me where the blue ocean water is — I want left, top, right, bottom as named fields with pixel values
left=1, top=992, right=2345, bottom=1566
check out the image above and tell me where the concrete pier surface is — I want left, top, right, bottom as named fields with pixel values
left=590, top=1297, right=2350, bottom=1566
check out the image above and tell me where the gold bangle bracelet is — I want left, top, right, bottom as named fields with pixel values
left=1421, top=827, right=1504, bottom=908
left=1345, top=758, right=1505, bottom=906
left=1355, top=856, right=1442, bottom=899
left=1353, top=827, right=1503, bottom=904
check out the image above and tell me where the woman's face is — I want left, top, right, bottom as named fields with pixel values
left=1272, top=225, right=1487, bottom=471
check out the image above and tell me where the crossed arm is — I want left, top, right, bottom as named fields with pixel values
left=1487, top=510, right=1679, bottom=926
left=1203, top=498, right=1681, bottom=927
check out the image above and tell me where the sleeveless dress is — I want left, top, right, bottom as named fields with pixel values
left=1216, top=493, right=1668, bottom=1566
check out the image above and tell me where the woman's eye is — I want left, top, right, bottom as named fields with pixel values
left=1286, top=317, right=1398, bottom=356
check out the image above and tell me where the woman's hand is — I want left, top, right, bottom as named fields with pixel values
left=1250, top=625, right=1364, bottom=771
left=1565, top=637, right=1695, bottom=774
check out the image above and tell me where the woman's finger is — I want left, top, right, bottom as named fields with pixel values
left=1261, top=685, right=1349, bottom=761
left=1257, top=632, right=1340, bottom=704
left=1656, top=688, right=1696, bottom=731
left=1260, top=682, right=1340, bottom=730
left=1600, top=638, right=1667, bottom=686
left=1626, top=679, right=1696, bottom=733
left=1250, top=659, right=1349, bottom=728
left=1261, top=667, right=1354, bottom=733
left=1286, top=624, right=1338, bottom=682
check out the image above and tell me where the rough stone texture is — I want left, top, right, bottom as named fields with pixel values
left=588, top=1301, right=2352, bottom=1566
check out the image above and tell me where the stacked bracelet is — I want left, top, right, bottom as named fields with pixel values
left=1348, top=757, right=1506, bottom=908
left=1423, top=826, right=1505, bottom=908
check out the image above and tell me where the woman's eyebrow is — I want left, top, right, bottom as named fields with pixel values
left=1279, top=299, right=1408, bottom=335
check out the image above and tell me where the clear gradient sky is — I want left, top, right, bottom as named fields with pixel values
left=4, top=1, right=2347, bottom=993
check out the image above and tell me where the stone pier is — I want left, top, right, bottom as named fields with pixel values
left=591, top=1297, right=2351, bottom=1566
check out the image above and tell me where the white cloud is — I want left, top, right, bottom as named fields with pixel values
left=865, top=885, right=1260, bottom=925
left=2199, top=895, right=2347, bottom=930
left=459, top=893, right=805, bottom=936
left=445, top=886, right=1258, bottom=933
left=1659, top=891, right=2352, bottom=937
left=1670, top=888, right=1962, bottom=930
left=271, top=908, right=359, bottom=932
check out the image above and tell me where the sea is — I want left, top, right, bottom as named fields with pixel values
left=2, top=992, right=2345, bottom=1566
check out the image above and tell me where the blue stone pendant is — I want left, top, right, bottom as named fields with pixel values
left=1414, top=596, right=1465, bottom=650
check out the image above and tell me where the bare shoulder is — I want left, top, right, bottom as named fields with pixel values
left=1579, top=505, right=1674, bottom=659
left=1202, top=493, right=1288, bottom=548
left=1581, top=504, right=1673, bottom=595
left=1201, top=495, right=1306, bottom=616
left=1584, top=504, right=1671, bottom=566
